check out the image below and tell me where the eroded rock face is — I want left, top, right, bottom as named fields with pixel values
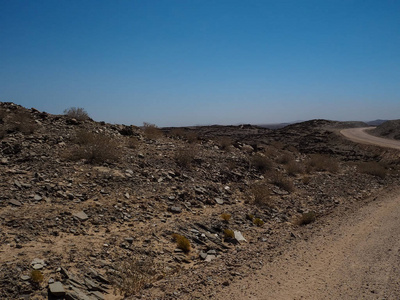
left=0, top=102, right=397, bottom=299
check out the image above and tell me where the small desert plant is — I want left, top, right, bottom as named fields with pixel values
left=286, top=161, right=304, bottom=176
left=253, top=218, right=264, bottom=227
left=68, top=130, right=121, bottom=163
left=246, top=214, right=254, bottom=221
left=250, top=153, right=273, bottom=173
left=172, top=234, right=191, bottom=253
left=126, top=136, right=139, bottom=149
left=358, top=161, right=387, bottom=179
left=7, top=111, right=36, bottom=134
left=250, top=182, right=272, bottom=206
left=302, top=175, right=311, bottom=185
left=306, top=154, right=338, bottom=173
left=223, top=229, right=235, bottom=239
left=169, top=128, right=186, bottom=138
left=112, top=257, right=161, bottom=296
left=221, top=213, right=231, bottom=222
left=174, top=147, right=196, bottom=169
left=184, top=131, right=199, bottom=143
left=30, top=270, right=44, bottom=286
left=219, top=136, right=233, bottom=151
left=269, top=172, right=294, bottom=193
left=295, top=211, right=316, bottom=226
left=64, top=107, right=90, bottom=120
left=277, top=152, right=292, bottom=165
left=143, top=122, right=163, bottom=139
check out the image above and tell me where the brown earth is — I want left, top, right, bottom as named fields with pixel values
left=0, top=102, right=399, bottom=299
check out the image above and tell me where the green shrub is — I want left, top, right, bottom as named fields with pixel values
left=64, top=107, right=90, bottom=120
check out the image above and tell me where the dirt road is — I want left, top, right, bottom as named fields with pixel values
left=340, top=127, right=400, bottom=150
left=213, top=130, right=400, bottom=300
left=215, top=190, right=400, bottom=300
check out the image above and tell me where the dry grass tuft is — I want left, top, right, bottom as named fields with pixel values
left=223, top=229, right=235, bottom=239
left=112, top=257, right=162, bottom=296
left=294, top=211, right=316, bottom=226
left=221, top=213, right=231, bottom=222
left=253, top=218, right=264, bottom=226
left=219, top=136, right=233, bottom=151
left=172, top=234, right=191, bottom=253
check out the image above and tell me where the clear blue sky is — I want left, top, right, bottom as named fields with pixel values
left=1, top=0, right=399, bottom=126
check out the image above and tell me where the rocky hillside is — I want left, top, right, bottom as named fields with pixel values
left=0, top=102, right=398, bottom=299
left=371, top=119, right=400, bottom=140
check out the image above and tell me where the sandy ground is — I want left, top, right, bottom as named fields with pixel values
left=213, top=130, right=400, bottom=300
left=340, top=127, right=400, bottom=150
left=214, top=188, right=400, bottom=300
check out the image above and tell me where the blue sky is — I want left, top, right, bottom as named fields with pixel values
left=1, top=0, right=399, bottom=126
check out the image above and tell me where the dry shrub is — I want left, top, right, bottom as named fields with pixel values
left=184, top=131, right=199, bottom=143
left=143, top=122, right=163, bottom=139
left=302, top=175, right=311, bottom=185
left=172, top=234, right=191, bottom=253
left=250, top=182, right=272, bottom=206
left=306, top=154, right=338, bottom=173
left=7, top=111, right=36, bottom=134
left=69, top=130, right=121, bottom=163
left=221, top=213, right=231, bottom=222
left=219, top=136, right=233, bottom=151
left=174, top=147, right=196, bottom=169
left=286, top=161, right=304, bottom=176
left=271, top=141, right=285, bottom=150
left=277, top=152, right=292, bottom=165
left=64, top=107, right=90, bottom=120
left=223, top=229, right=235, bottom=239
left=294, top=211, right=316, bottom=226
left=358, top=161, right=387, bottom=179
left=112, top=257, right=162, bottom=296
left=30, top=270, right=43, bottom=288
left=269, top=172, right=294, bottom=193
left=250, top=153, right=273, bottom=173
left=126, top=136, right=139, bottom=149
left=0, top=127, right=5, bottom=139
left=169, top=128, right=185, bottom=138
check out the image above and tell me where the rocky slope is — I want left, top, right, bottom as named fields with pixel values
left=371, top=119, right=400, bottom=140
left=0, top=102, right=398, bottom=299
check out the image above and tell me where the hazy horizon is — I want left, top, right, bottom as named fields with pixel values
left=1, top=1, right=399, bottom=127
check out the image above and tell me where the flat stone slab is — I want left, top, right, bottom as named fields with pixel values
left=9, top=199, right=22, bottom=206
left=234, top=231, right=247, bottom=243
left=73, top=211, right=89, bottom=221
left=49, top=281, right=65, bottom=296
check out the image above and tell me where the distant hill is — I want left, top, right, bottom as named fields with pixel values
left=366, top=119, right=389, bottom=126
left=370, top=120, right=400, bottom=140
